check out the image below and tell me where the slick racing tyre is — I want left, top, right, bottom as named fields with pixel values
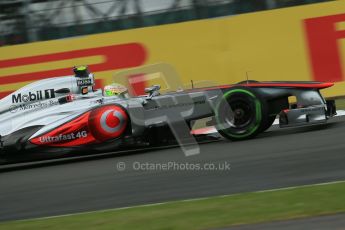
left=215, top=86, right=269, bottom=141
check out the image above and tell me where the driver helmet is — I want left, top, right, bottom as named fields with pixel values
left=104, top=83, right=128, bottom=98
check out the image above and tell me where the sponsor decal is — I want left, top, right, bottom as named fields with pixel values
left=30, top=112, right=96, bottom=147
left=81, top=87, right=89, bottom=95
left=30, top=105, right=128, bottom=147
left=77, top=78, right=93, bottom=87
left=9, top=100, right=58, bottom=113
left=11, top=89, right=55, bottom=104
left=100, top=109, right=126, bottom=133
left=89, top=105, right=128, bottom=142
left=39, top=131, right=88, bottom=143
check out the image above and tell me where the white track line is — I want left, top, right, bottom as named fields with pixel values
left=15, top=180, right=345, bottom=222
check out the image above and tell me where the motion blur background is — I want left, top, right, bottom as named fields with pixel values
left=0, top=0, right=330, bottom=45
left=0, top=0, right=343, bottom=98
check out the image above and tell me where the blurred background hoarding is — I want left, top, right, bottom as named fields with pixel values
left=0, top=0, right=330, bottom=45
left=0, top=0, right=343, bottom=98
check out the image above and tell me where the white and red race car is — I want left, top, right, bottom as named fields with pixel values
left=0, top=66, right=336, bottom=163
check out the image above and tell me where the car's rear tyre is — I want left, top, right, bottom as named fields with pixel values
left=215, top=86, right=269, bottom=141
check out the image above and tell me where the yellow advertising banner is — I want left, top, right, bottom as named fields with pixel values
left=1, top=1, right=345, bottom=98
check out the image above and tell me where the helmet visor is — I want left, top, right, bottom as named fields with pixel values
left=105, top=89, right=120, bottom=96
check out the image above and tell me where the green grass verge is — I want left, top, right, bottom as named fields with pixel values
left=1, top=181, right=345, bottom=230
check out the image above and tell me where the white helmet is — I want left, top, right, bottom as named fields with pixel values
left=104, top=83, right=128, bottom=98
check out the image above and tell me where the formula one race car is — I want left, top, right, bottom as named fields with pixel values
left=0, top=65, right=336, bottom=163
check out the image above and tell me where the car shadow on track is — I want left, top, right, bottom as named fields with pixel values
left=0, top=137, right=220, bottom=172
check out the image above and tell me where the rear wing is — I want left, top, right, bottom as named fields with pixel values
left=238, top=82, right=334, bottom=89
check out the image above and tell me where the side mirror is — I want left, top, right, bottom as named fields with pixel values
left=144, top=85, right=161, bottom=99
left=144, top=85, right=161, bottom=94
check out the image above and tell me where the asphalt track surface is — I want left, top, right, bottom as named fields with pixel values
left=1, top=117, right=345, bottom=222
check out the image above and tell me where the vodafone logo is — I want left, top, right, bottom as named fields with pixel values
left=100, top=109, right=126, bottom=133
left=89, top=105, right=128, bottom=141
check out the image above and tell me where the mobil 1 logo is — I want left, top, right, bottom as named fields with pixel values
left=12, top=89, right=56, bottom=104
